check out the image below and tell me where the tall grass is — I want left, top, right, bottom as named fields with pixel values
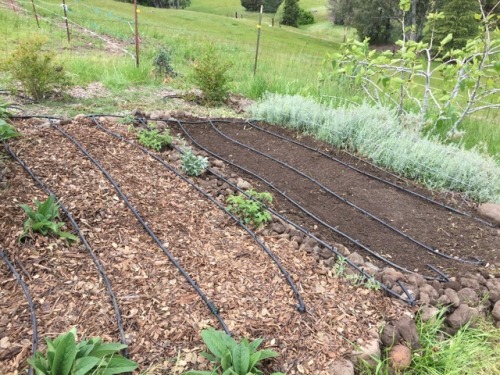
left=251, top=94, right=500, bottom=202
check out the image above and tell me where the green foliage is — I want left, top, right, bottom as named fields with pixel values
left=0, top=121, right=21, bottom=141
left=118, top=115, right=136, bottom=125
left=20, top=196, right=78, bottom=242
left=1, top=36, right=70, bottom=101
left=138, top=127, right=172, bottom=151
left=192, top=47, right=233, bottom=106
left=226, top=189, right=273, bottom=227
left=0, top=99, right=11, bottom=120
left=297, top=8, right=315, bottom=25
left=152, top=47, right=177, bottom=79
left=181, top=148, right=209, bottom=176
left=184, top=328, right=283, bottom=375
left=423, top=0, right=480, bottom=54
left=280, top=0, right=300, bottom=27
left=116, top=0, right=191, bottom=8
left=241, top=0, right=283, bottom=12
left=360, top=310, right=500, bottom=374
left=28, top=327, right=138, bottom=375
left=251, top=94, right=500, bottom=202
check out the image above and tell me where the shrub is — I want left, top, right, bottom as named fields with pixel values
left=191, top=47, right=232, bottom=106
left=181, top=148, right=209, bottom=176
left=152, top=46, right=177, bottom=79
left=20, top=195, right=78, bottom=242
left=1, top=36, right=70, bottom=101
left=184, top=328, right=283, bottom=375
left=138, top=127, right=172, bottom=151
left=28, top=327, right=138, bottom=375
left=298, top=8, right=315, bottom=25
left=226, top=189, right=273, bottom=227
left=250, top=94, right=500, bottom=203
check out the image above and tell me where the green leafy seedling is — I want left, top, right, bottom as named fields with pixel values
left=226, top=189, right=272, bottom=228
left=184, top=328, right=283, bottom=375
left=138, top=127, right=172, bottom=151
left=20, top=195, right=78, bottom=242
left=181, top=148, right=209, bottom=176
left=28, top=327, right=138, bottom=375
left=0, top=121, right=21, bottom=141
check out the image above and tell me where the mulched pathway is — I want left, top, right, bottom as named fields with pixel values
left=173, top=119, right=499, bottom=279
left=0, top=118, right=407, bottom=375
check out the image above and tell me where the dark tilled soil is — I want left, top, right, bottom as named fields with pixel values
left=171, top=119, right=499, bottom=279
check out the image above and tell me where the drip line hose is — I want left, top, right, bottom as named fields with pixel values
left=206, top=121, right=484, bottom=266
left=243, top=120, right=495, bottom=228
left=3, top=145, right=129, bottom=356
left=175, top=121, right=440, bottom=282
left=50, top=121, right=231, bottom=335
left=92, top=117, right=306, bottom=313
left=0, top=250, right=37, bottom=375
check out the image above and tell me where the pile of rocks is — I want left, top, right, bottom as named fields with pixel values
left=0, top=160, right=10, bottom=190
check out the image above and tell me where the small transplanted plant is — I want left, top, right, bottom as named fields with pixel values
left=184, top=328, right=284, bottom=375
left=0, top=121, right=21, bottom=141
left=20, top=195, right=78, bottom=242
left=226, top=190, right=272, bottom=228
left=181, top=147, right=209, bottom=176
left=138, top=126, right=172, bottom=151
left=28, top=327, right=138, bottom=375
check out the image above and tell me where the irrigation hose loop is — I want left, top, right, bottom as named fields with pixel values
left=92, top=117, right=307, bottom=313
left=207, top=121, right=485, bottom=266
left=426, top=264, right=450, bottom=283
left=175, top=121, right=420, bottom=303
left=56, top=118, right=231, bottom=335
left=244, top=119, right=495, bottom=229
left=0, top=250, right=38, bottom=375
left=3, top=144, right=129, bottom=356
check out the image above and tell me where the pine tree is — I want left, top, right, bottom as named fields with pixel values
left=424, top=0, right=480, bottom=52
left=281, top=0, right=300, bottom=27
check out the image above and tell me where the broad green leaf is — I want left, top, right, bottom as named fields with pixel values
left=221, top=368, right=238, bottom=375
left=220, top=351, right=232, bottom=371
left=89, top=342, right=127, bottom=357
left=248, top=338, right=263, bottom=352
left=200, top=351, right=217, bottom=363
left=255, top=349, right=279, bottom=361
left=98, top=356, right=138, bottom=375
left=73, top=356, right=101, bottom=375
left=440, top=33, right=453, bottom=46
left=201, top=329, right=228, bottom=359
left=52, top=330, right=77, bottom=375
left=232, top=343, right=250, bottom=374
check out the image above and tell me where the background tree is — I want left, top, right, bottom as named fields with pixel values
left=423, top=0, right=480, bottom=52
left=241, top=0, right=283, bottom=12
left=241, top=0, right=261, bottom=11
left=281, top=0, right=301, bottom=27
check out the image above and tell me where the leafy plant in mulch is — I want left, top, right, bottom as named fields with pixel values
left=226, top=190, right=272, bottom=228
left=138, top=126, right=172, bottom=151
left=181, top=147, right=209, bottom=176
left=20, top=195, right=78, bottom=242
left=0, top=122, right=21, bottom=141
left=28, top=327, right=138, bottom=375
left=184, top=328, right=283, bottom=375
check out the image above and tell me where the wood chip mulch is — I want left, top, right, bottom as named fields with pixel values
left=0, top=119, right=409, bottom=374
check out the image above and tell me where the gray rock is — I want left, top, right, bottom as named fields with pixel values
left=149, top=110, right=164, bottom=120
left=464, top=273, right=487, bottom=286
left=212, top=159, right=224, bottom=168
left=270, top=222, right=286, bottom=234
left=447, top=304, right=479, bottom=329
left=347, top=252, right=364, bottom=266
left=477, top=203, right=500, bottom=227
left=329, top=359, right=354, bottom=375
left=444, top=288, right=460, bottom=307
left=437, top=294, right=451, bottom=307
left=336, top=244, right=351, bottom=257
left=407, top=273, right=425, bottom=287
left=380, top=324, right=400, bottom=348
left=486, top=279, right=500, bottom=303
left=388, top=344, right=412, bottom=371
left=380, top=268, right=405, bottom=289
left=0, top=181, right=7, bottom=189
left=492, top=301, right=500, bottom=321
left=362, top=262, right=380, bottom=276
left=351, top=338, right=380, bottom=367
left=443, top=280, right=462, bottom=291
left=460, top=278, right=480, bottom=291
left=420, top=305, right=440, bottom=322
left=419, top=292, right=430, bottom=305
left=393, top=316, right=420, bottom=349
left=419, top=284, right=439, bottom=302
left=457, top=288, right=479, bottom=306
left=317, top=247, right=334, bottom=259
left=236, top=178, right=252, bottom=190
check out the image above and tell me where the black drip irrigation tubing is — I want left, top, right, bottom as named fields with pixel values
left=49, top=121, right=231, bottom=335
left=175, top=120, right=445, bottom=284
left=92, top=117, right=306, bottom=313
left=243, top=120, right=495, bottom=228
left=0, top=250, right=37, bottom=375
left=204, top=120, right=484, bottom=266
left=3, top=144, right=129, bottom=356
